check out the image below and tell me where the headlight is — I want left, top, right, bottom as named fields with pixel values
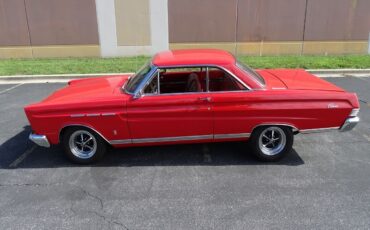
left=349, top=108, right=360, bottom=117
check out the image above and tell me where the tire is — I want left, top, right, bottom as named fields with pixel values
left=62, top=127, right=107, bottom=164
left=249, top=126, right=293, bottom=161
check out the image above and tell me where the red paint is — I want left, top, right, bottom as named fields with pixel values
left=24, top=49, right=360, bottom=147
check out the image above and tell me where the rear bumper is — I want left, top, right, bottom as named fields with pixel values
left=29, top=133, right=50, bottom=148
left=340, top=116, right=360, bottom=132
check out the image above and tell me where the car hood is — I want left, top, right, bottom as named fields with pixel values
left=257, top=69, right=344, bottom=92
left=40, top=75, right=131, bottom=104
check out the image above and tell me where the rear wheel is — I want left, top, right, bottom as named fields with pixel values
left=250, top=126, right=293, bottom=161
left=62, top=127, right=107, bottom=164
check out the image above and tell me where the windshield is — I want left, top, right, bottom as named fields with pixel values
left=124, top=62, right=152, bottom=94
left=236, top=61, right=265, bottom=86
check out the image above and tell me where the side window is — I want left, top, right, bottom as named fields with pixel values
left=143, top=74, right=159, bottom=95
left=143, top=67, right=206, bottom=94
left=142, top=66, right=246, bottom=95
left=208, top=67, right=246, bottom=92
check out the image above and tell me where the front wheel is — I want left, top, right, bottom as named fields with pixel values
left=62, top=127, right=107, bottom=164
left=249, top=126, right=293, bottom=161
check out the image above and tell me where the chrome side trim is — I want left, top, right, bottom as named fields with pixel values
left=300, top=127, right=340, bottom=134
left=71, top=113, right=117, bottom=118
left=132, top=135, right=213, bottom=144
left=110, top=139, right=132, bottom=145
left=109, top=133, right=252, bottom=145
left=214, top=133, right=250, bottom=139
left=109, top=134, right=214, bottom=145
left=71, top=114, right=85, bottom=118
left=101, top=113, right=116, bottom=116
left=251, top=123, right=299, bottom=133
left=340, top=116, right=359, bottom=132
left=86, top=113, right=100, bottom=117
left=29, top=133, right=50, bottom=148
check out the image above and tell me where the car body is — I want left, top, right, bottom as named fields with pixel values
left=25, top=49, right=360, bottom=163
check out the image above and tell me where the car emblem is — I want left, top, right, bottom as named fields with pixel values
left=328, top=103, right=339, bottom=109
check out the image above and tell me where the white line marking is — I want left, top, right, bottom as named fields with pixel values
left=363, top=134, right=370, bottom=142
left=9, top=145, right=37, bottom=168
left=0, top=83, right=24, bottom=94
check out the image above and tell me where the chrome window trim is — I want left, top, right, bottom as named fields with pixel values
left=235, top=61, right=265, bottom=88
left=157, top=64, right=251, bottom=90
left=140, top=90, right=251, bottom=97
left=206, top=67, right=210, bottom=92
left=132, top=64, right=158, bottom=97
left=137, top=64, right=252, bottom=97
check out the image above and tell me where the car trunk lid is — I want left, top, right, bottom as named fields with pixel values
left=257, top=69, right=345, bottom=92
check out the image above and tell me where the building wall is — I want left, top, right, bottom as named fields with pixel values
left=0, top=0, right=369, bottom=58
left=0, top=0, right=100, bottom=58
left=169, top=0, right=370, bottom=55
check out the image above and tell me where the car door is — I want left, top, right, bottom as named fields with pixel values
left=126, top=67, right=213, bottom=143
left=207, top=67, right=253, bottom=140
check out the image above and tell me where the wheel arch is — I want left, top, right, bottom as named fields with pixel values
left=59, top=124, right=111, bottom=145
left=251, top=123, right=299, bottom=135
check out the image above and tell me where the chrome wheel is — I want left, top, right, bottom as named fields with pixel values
left=258, top=127, right=286, bottom=156
left=68, top=130, right=97, bottom=159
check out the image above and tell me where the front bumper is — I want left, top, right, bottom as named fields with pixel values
left=340, top=116, right=360, bottom=132
left=29, top=133, right=50, bottom=147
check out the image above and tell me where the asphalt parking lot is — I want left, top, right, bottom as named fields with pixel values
left=0, top=76, right=370, bottom=229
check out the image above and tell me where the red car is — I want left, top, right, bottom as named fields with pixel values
left=25, top=49, right=360, bottom=164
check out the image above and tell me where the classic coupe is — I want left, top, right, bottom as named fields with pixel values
left=25, top=49, right=360, bottom=164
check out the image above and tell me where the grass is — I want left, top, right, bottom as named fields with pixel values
left=0, top=55, right=369, bottom=76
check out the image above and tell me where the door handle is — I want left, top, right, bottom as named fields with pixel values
left=198, top=97, right=211, bottom=102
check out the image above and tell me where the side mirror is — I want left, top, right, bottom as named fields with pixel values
left=133, top=91, right=142, bottom=99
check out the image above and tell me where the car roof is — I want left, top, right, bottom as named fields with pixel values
left=152, top=49, right=236, bottom=67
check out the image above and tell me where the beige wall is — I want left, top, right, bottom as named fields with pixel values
left=115, top=0, right=151, bottom=46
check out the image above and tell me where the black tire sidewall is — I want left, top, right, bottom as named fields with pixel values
left=62, top=127, right=107, bottom=164
left=250, top=126, right=293, bottom=161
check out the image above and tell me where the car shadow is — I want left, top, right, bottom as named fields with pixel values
left=1, top=126, right=304, bottom=169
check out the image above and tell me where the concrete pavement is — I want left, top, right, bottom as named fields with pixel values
left=0, top=77, right=369, bottom=229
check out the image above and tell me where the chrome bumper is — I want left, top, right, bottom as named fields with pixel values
left=340, top=116, right=360, bottom=132
left=29, top=133, right=50, bottom=147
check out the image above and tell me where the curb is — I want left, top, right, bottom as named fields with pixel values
left=307, top=69, right=370, bottom=74
left=0, top=69, right=369, bottom=84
